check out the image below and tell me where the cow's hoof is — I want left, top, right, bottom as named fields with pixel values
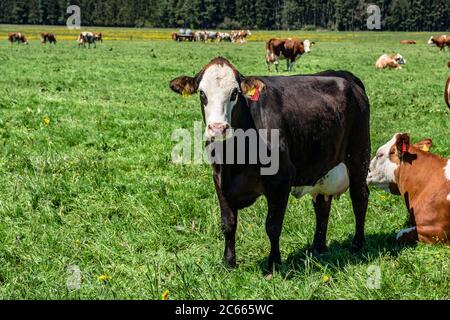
left=224, top=258, right=237, bottom=269
left=311, top=245, right=328, bottom=256
left=350, top=241, right=364, bottom=253
left=264, top=273, right=273, bottom=280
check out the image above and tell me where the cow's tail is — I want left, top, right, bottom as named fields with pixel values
left=445, top=76, right=450, bottom=109
left=265, top=39, right=273, bottom=55
left=266, top=39, right=276, bottom=62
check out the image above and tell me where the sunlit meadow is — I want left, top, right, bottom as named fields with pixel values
left=0, top=25, right=449, bottom=299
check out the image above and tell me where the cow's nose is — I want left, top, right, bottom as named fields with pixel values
left=207, top=122, right=230, bottom=138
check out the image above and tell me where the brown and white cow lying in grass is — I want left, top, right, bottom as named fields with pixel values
left=367, top=133, right=450, bottom=245
left=375, top=54, right=406, bottom=69
left=428, top=35, right=450, bottom=52
left=400, top=40, right=416, bottom=44
left=8, top=32, right=28, bottom=45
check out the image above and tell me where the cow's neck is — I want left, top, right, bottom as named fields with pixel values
left=396, top=151, right=446, bottom=202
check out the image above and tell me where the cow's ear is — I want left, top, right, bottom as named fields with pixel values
left=395, top=133, right=410, bottom=159
left=169, top=76, right=197, bottom=96
left=240, top=77, right=266, bottom=99
left=413, top=138, right=432, bottom=152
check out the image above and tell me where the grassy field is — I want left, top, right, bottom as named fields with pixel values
left=0, top=25, right=449, bottom=300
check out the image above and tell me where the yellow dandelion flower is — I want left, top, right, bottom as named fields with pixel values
left=98, top=274, right=112, bottom=282
left=161, top=290, right=170, bottom=300
left=43, top=116, right=51, bottom=126
left=322, top=274, right=331, bottom=283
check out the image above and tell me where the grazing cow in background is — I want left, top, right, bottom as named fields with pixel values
left=375, top=54, right=406, bottom=69
left=93, top=32, right=103, bottom=43
left=40, top=32, right=56, bottom=44
left=194, top=31, right=208, bottom=42
left=169, top=57, right=370, bottom=270
left=77, top=32, right=96, bottom=48
left=400, top=40, right=416, bottom=44
left=428, top=35, right=450, bottom=51
left=8, top=32, right=28, bottom=45
left=231, top=30, right=251, bottom=43
left=265, top=38, right=312, bottom=72
left=206, top=31, right=219, bottom=42
left=367, top=133, right=450, bottom=245
left=445, top=62, right=450, bottom=109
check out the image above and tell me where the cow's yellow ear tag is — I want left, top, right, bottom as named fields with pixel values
left=246, top=87, right=256, bottom=97
left=420, top=145, right=430, bottom=152
left=182, top=90, right=191, bottom=98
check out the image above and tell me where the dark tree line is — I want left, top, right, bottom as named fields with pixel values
left=0, top=0, right=449, bottom=31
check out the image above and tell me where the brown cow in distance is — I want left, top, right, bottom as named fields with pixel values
left=368, top=133, right=450, bottom=245
left=41, top=32, right=57, bottom=44
left=8, top=32, right=28, bottom=45
left=265, top=38, right=312, bottom=72
left=231, top=30, right=251, bottom=43
left=428, top=35, right=450, bottom=51
left=400, top=40, right=416, bottom=44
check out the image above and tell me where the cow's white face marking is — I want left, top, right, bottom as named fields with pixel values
left=444, top=160, right=450, bottom=181
left=303, top=40, right=311, bottom=53
left=395, top=54, right=406, bottom=65
left=396, top=227, right=416, bottom=240
left=198, top=64, right=240, bottom=140
left=291, top=163, right=350, bottom=201
left=447, top=194, right=450, bottom=202
left=367, top=134, right=399, bottom=190
left=427, top=36, right=434, bottom=44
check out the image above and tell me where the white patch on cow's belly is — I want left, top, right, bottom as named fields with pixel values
left=291, top=163, right=350, bottom=201
left=396, top=227, right=416, bottom=240
left=444, top=160, right=450, bottom=181
left=447, top=194, right=450, bottom=202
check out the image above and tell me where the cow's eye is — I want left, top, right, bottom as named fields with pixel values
left=376, top=153, right=384, bottom=159
left=230, top=89, right=238, bottom=101
left=199, top=90, right=207, bottom=105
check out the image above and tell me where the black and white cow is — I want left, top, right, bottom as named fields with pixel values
left=77, top=32, right=96, bottom=48
left=169, top=57, right=371, bottom=271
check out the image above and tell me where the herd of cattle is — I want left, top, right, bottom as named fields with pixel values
left=7, top=31, right=103, bottom=48
left=5, top=29, right=450, bottom=270
left=172, top=29, right=252, bottom=43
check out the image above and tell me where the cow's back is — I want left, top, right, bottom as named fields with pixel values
left=252, top=73, right=369, bottom=185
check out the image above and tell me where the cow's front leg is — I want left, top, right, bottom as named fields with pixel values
left=312, top=194, right=332, bottom=253
left=289, top=59, right=296, bottom=72
left=214, top=178, right=238, bottom=268
left=221, top=204, right=238, bottom=268
left=265, top=187, right=290, bottom=272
